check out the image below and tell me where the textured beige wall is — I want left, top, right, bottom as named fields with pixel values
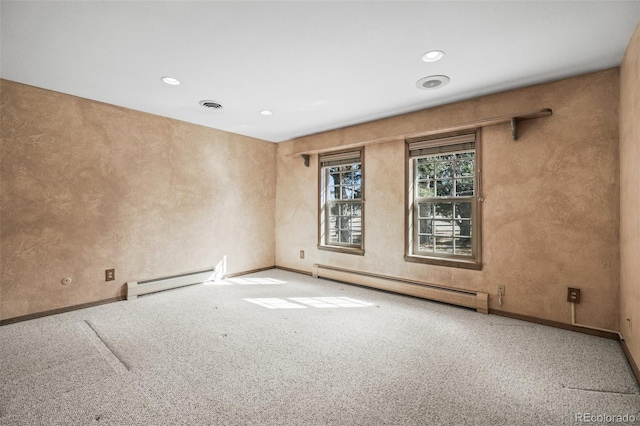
left=0, top=80, right=276, bottom=320
left=620, top=22, right=640, bottom=367
left=276, top=69, right=620, bottom=330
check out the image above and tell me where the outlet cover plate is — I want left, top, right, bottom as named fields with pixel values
left=105, top=269, right=115, bottom=282
left=567, top=287, right=581, bottom=303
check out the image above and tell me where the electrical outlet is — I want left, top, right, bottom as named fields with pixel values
left=567, top=287, right=581, bottom=304
left=105, top=269, right=115, bottom=282
left=497, top=285, right=505, bottom=306
left=299, top=250, right=305, bottom=259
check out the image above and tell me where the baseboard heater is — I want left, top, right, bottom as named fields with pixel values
left=312, top=264, right=489, bottom=314
left=126, top=267, right=216, bottom=300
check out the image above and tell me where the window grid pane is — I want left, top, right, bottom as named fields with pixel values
left=413, top=149, right=475, bottom=259
left=327, top=165, right=363, bottom=201
left=324, top=158, right=362, bottom=248
left=327, top=201, right=362, bottom=246
left=322, top=154, right=364, bottom=250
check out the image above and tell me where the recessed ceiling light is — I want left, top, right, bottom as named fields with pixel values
left=422, top=50, right=445, bottom=62
left=416, top=75, right=450, bottom=90
left=161, top=76, right=180, bottom=85
left=260, top=110, right=273, bottom=116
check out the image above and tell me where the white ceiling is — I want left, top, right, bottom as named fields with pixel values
left=2, top=1, right=640, bottom=143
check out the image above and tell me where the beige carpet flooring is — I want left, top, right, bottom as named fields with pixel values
left=1, top=269, right=638, bottom=425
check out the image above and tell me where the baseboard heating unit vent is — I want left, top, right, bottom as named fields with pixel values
left=312, top=264, right=489, bottom=314
left=126, top=267, right=216, bottom=300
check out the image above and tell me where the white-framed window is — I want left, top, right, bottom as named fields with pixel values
left=405, top=131, right=481, bottom=270
left=318, top=149, right=364, bottom=255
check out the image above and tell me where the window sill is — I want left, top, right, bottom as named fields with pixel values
left=319, top=245, right=365, bottom=256
left=404, top=254, right=482, bottom=270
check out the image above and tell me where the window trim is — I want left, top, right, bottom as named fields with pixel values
left=318, top=148, right=365, bottom=256
left=404, top=130, right=482, bottom=270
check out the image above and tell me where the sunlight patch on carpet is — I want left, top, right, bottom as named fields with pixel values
left=244, top=298, right=307, bottom=309
left=244, top=297, right=374, bottom=309
left=289, top=297, right=374, bottom=308
left=205, top=277, right=286, bottom=286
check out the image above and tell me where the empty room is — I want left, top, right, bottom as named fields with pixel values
left=2, top=1, right=640, bottom=425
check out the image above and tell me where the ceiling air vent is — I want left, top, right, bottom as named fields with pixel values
left=199, top=100, right=223, bottom=109
left=416, top=75, right=450, bottom=90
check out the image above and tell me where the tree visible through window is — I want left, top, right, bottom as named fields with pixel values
left=415, top=152, right=474, bottom=256
left=319, top=149, right=364, bottom=254
left=406, top=132, right=481, bottom=269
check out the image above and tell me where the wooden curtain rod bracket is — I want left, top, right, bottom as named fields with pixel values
left=300, top=154, right=310, bottom=167
left=511, top=117, right=518, bottom=141
left=510, top=108, right=552, bottom=141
